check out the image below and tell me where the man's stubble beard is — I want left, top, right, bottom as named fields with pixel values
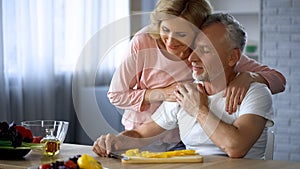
left=192, top=71, right=209, bottom=83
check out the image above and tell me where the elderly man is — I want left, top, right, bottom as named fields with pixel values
left=93, top=13, right=273, bottom=159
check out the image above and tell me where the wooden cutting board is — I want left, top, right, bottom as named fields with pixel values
left=121, top=154, right=203, bottom=164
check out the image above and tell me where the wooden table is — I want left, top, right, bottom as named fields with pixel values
left=0, top=143, right=300, bottom=169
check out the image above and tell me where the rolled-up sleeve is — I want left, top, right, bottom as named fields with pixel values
left=236, top=55, right=286, bottom=94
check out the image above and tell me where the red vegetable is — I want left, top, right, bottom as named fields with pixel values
left=15, top=125, right=33, bottom=142
left=32, top=136, right=43, bottom=143
left=39, top=163, right=51, bottom=169
left=64, top=160, right=77, bottom=169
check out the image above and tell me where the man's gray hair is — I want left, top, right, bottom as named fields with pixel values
left=201, top=13, right=247, bottom=52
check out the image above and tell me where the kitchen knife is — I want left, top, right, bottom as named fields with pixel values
left=108, top=152, right=129, bottom=160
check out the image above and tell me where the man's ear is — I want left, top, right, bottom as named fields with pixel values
left=228, top=48, right=241, bottom=67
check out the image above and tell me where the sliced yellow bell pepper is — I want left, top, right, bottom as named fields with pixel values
left=124, top=149, right=197, bottom=158
left=77, top=154, right=103, bottom=169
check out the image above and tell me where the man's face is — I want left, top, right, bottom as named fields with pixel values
left=189, top=23, right=232, bottom=82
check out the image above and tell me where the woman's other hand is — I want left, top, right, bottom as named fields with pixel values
left=225, top=72, right=255, bottom=114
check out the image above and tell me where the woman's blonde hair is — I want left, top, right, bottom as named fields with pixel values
left=149, top=0, right=213, bottom=39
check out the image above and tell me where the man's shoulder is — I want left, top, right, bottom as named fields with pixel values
left=153, top=102, right=182, bottom=117
left=161, top=101, right=181, bottom=110
left=248, top=82, right=271, bottom=94
left=242, top=82, right=273, bottom=107
left=152, top=102, right=181, bottom=117
left=239, top=82, right=274, bottom=126
left=151, top=102, right=180, bottom=127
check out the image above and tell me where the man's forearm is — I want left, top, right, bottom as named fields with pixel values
left=121, top=130, right=143, bottom=138
left=195, top=110, right=266, bottom=158
left=120, top=124, right=167, bottom=149
left=117, top=130, right=150, bottom=150
left=195, top=109, right=228, bottom=142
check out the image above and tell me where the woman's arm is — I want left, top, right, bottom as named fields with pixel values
left=107, top=38, right=146, bottom=112
left=236, top=55, right=286, bottom=94
left=108, top=28, right=180, bottom=112
left=225, top=55, right=286, bottom=114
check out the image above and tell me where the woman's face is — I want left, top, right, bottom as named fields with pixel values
left=159, top=17, right=196, bottom=60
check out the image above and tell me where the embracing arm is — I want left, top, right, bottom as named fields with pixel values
left=108, top=63, right=178, bottom=112
left=236, top=55, right=286, bottom=94
left=107, top=43, right=145, bottom=112
left=225, top=55, right=286, bottom=114
left=108, top=32, right=178, bottom=112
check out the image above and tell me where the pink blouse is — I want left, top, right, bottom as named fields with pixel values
left=108, top=26, right=286, bottom=130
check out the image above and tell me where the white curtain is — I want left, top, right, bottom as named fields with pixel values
left=0, top=0, right=129, bottom=143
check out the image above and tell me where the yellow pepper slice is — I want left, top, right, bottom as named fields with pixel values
left=124, top=149, right=197, bottom=158
left=125, top=148, right=139, bottom=156
left=77, top=154, right=103, bottom=169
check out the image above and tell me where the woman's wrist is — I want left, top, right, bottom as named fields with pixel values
left=248, top=72, right=268, bottom=86
left=144, top=89, right=164, bottom=103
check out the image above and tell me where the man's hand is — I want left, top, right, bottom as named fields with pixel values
left=174, top=83, right=208, bottom=117
left=93, top=130, right=146, bottom=157
left=93, top=133, right=126, bottom=157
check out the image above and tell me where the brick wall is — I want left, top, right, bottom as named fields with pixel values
left=261, top=0, right=300, bottom=161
